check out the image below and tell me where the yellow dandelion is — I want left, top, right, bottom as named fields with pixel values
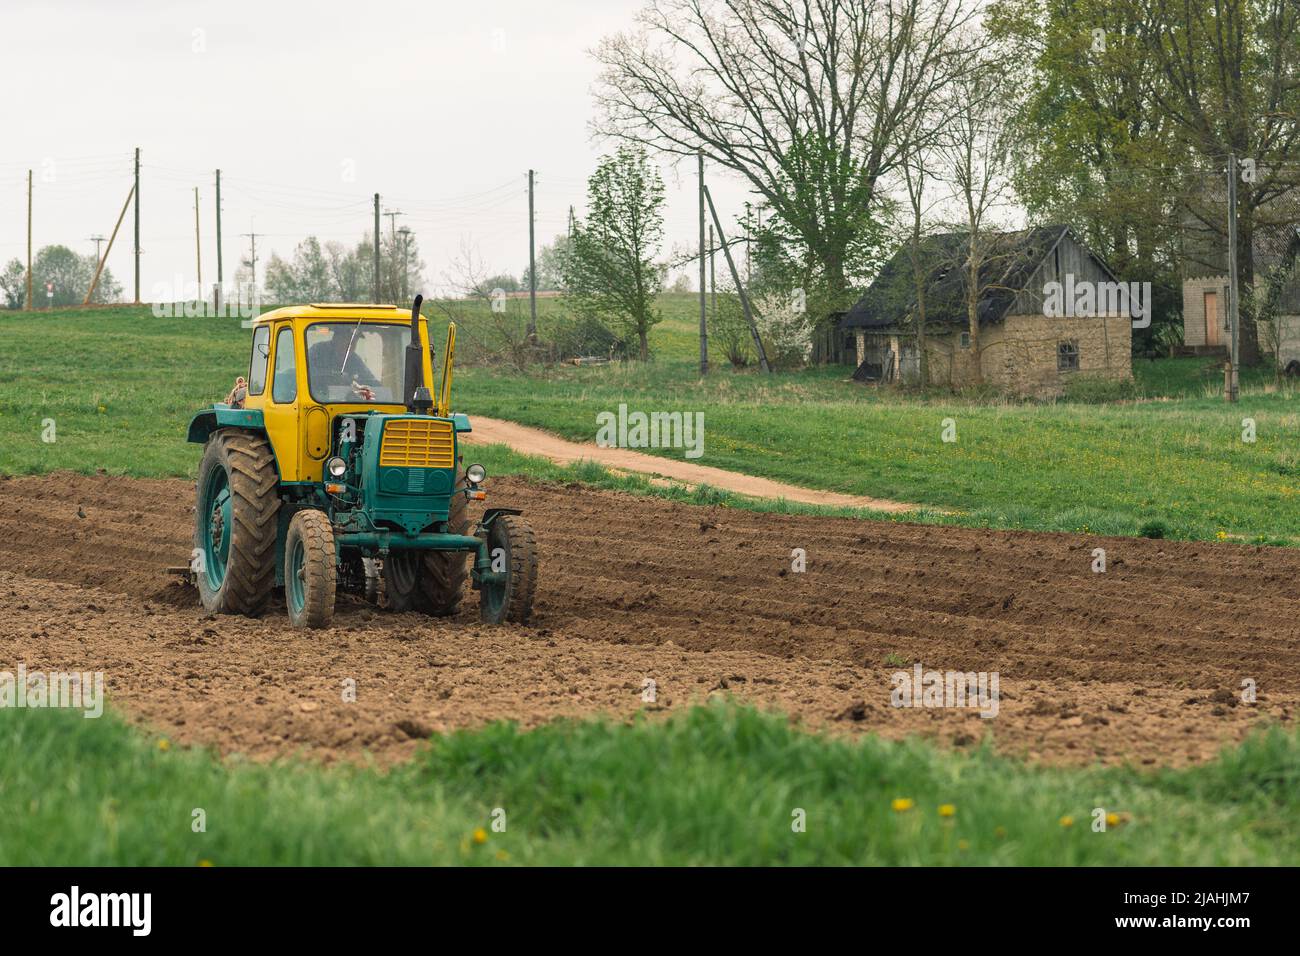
left=1059, top=815, right=1074, bottom=828
left=957, top=839, right=970, bottom=851
left=472, top=827, right=488, bottom=844
left=198, top=859, right=214, bottom=867
left=1106, top=812, right=1128, bottom=828
left=96, top=405, right=107, bottom=414
left=938, top=804, right=956, bottom=818
left=157, top=738, right=171, bottom=752
left=891, top=798, right=915, bottom=812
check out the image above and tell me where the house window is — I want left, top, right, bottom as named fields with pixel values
left=1058, top=340, right=1080, bottom=371
left=960, top=331, right=971, bottom=349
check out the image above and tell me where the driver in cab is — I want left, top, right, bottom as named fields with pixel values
left=308, top=326, right=381, bottom=401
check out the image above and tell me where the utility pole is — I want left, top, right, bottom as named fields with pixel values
left=704, top=185, right=770, bottom=373
left=373, top=193, right=381, bottom=303
left=379, top=209, right=400, bottom=303
left=397, top=226, right=412, bottom=301
left=133, top=147, right=140, bottom=304
left=84, top=184, right=134, bottom=305
left=382, top=209, right=403, bottom=241
left=709, top=224, right=716, bottom=316
left=193, top=187, right=202, bottom=292
left=1226, top=155, right=1241, bottom=403
left=744, top=201, right=752, bottom=284
left=567, top=204, right=575, bottom=239
left=697, top=151, right=708, bottom=374
left=241, top=230, right=260, bottom=299
left=527, top=169, right=537, bottom=340
left=25, top=170, right=32, bottom=310
left=382, top=208, right=403, bottom=302
left=215, top=169, right=223, bottom=308
left=88, top=235, right=107, bottom=261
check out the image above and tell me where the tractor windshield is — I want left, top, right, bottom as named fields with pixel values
left=305, top=322, right=410, bottom=404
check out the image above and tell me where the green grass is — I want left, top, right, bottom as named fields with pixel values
left=2, top=703, right=1296, bottom=865
left=2, top=301, right=1296, bottom=544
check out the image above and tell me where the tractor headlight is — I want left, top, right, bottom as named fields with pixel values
left=326, top=456, right=348, bottom=479
left=466, top=463, right=486, bottom=485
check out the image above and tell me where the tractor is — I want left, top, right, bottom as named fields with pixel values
left=185, top=296, right=537, bottom=629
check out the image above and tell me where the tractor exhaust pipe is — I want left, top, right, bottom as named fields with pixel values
left=404, top=294, right=433, bottom=414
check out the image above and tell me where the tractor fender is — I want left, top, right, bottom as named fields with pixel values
left=477, top=507, right=522, bottom=533
left=187, top=405, right=268, bottom=444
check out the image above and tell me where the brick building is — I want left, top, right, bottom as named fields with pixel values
left=836, top=225, right=1133, bottom=396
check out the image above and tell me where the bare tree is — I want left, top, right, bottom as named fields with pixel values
left=592, top=0, right=985, bottom=307
left=936, top=58, right=1018, bottom=384
left=441, top=238, right=534, bottom=370
left=898, top=140, right=945, bottom=386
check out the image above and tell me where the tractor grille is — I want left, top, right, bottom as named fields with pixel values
left=380, top=419, right=454, bottom=469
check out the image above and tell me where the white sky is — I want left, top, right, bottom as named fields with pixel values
left=0, top=0, right=759, bottom=299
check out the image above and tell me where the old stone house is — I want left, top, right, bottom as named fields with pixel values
left=836, top=225, right=1133, bottom=395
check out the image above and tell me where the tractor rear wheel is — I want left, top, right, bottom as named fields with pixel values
left=284, top=509, right=337, bottom=629
left=194, top=429, right=280, bottom=616
left=382, top=472, right=471, bottom=615
left=479, top=514, right=538, bottom=625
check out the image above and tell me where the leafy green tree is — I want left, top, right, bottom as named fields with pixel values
left=383, top=228, right=424, bottom=303
left=563, top=146, right=665, bottom=361
left=990, top=0, right=1300, bottom=364
left=988, top=0, right=1185, bottom=350
left=265, top=232, right=422, bottom=304
left=1133, top=0, right=1300, bottom=365
left=480, top=273, right=521, bottom=295
left=29, top=245, right=120, bottom=307
left=523, top=235, right=572, bottom=292
left=265, top=237, right=333, bottom=302
left=0, top=259, right=25, bottom=310
left=325, top=240, right=369, bottom=301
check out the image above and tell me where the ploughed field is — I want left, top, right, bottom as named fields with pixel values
left=0, top=471, right=1296, bottom=766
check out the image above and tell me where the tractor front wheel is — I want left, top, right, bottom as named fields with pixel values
left=479, top=514, right=538, bottom=625
left=284, top=510, right=337, bottom=629
left=194, top=429, right=280, bottom=616
left=382, top=472, right=471, bottom=616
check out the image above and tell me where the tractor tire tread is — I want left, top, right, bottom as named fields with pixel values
left=197, top=428, right=280, bottom=616
left=286, top=510, right=336, bottom=629
left=485, top=514, right=537, bottom=625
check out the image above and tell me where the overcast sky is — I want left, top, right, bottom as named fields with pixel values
left=0, top=0, right=759, bottom=299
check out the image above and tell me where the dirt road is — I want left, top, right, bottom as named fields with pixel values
left=463, top=415, right=916, bottom=512
left=0, top=471, right=1296, bottom=766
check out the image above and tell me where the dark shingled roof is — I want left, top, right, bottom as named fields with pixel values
left=841, top=224, right=1086, bottom=331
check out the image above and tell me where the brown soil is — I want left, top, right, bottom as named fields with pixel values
left=464, top=415, right=916, bottom=512
left=0, top=471, right=1296, bottom=767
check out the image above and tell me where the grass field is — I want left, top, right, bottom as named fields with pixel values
left=2, top=300, right=1297, bottom=543
left=3, top=703, right=1297, bottom=866
left=2, top=299, right=1297, bottom=867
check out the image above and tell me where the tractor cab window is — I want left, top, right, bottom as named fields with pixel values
left=248, top=325, right=270, bottom=396
left=305, top=322, right=410, bottom=404
left=272, top=326, right=298, bottom=403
